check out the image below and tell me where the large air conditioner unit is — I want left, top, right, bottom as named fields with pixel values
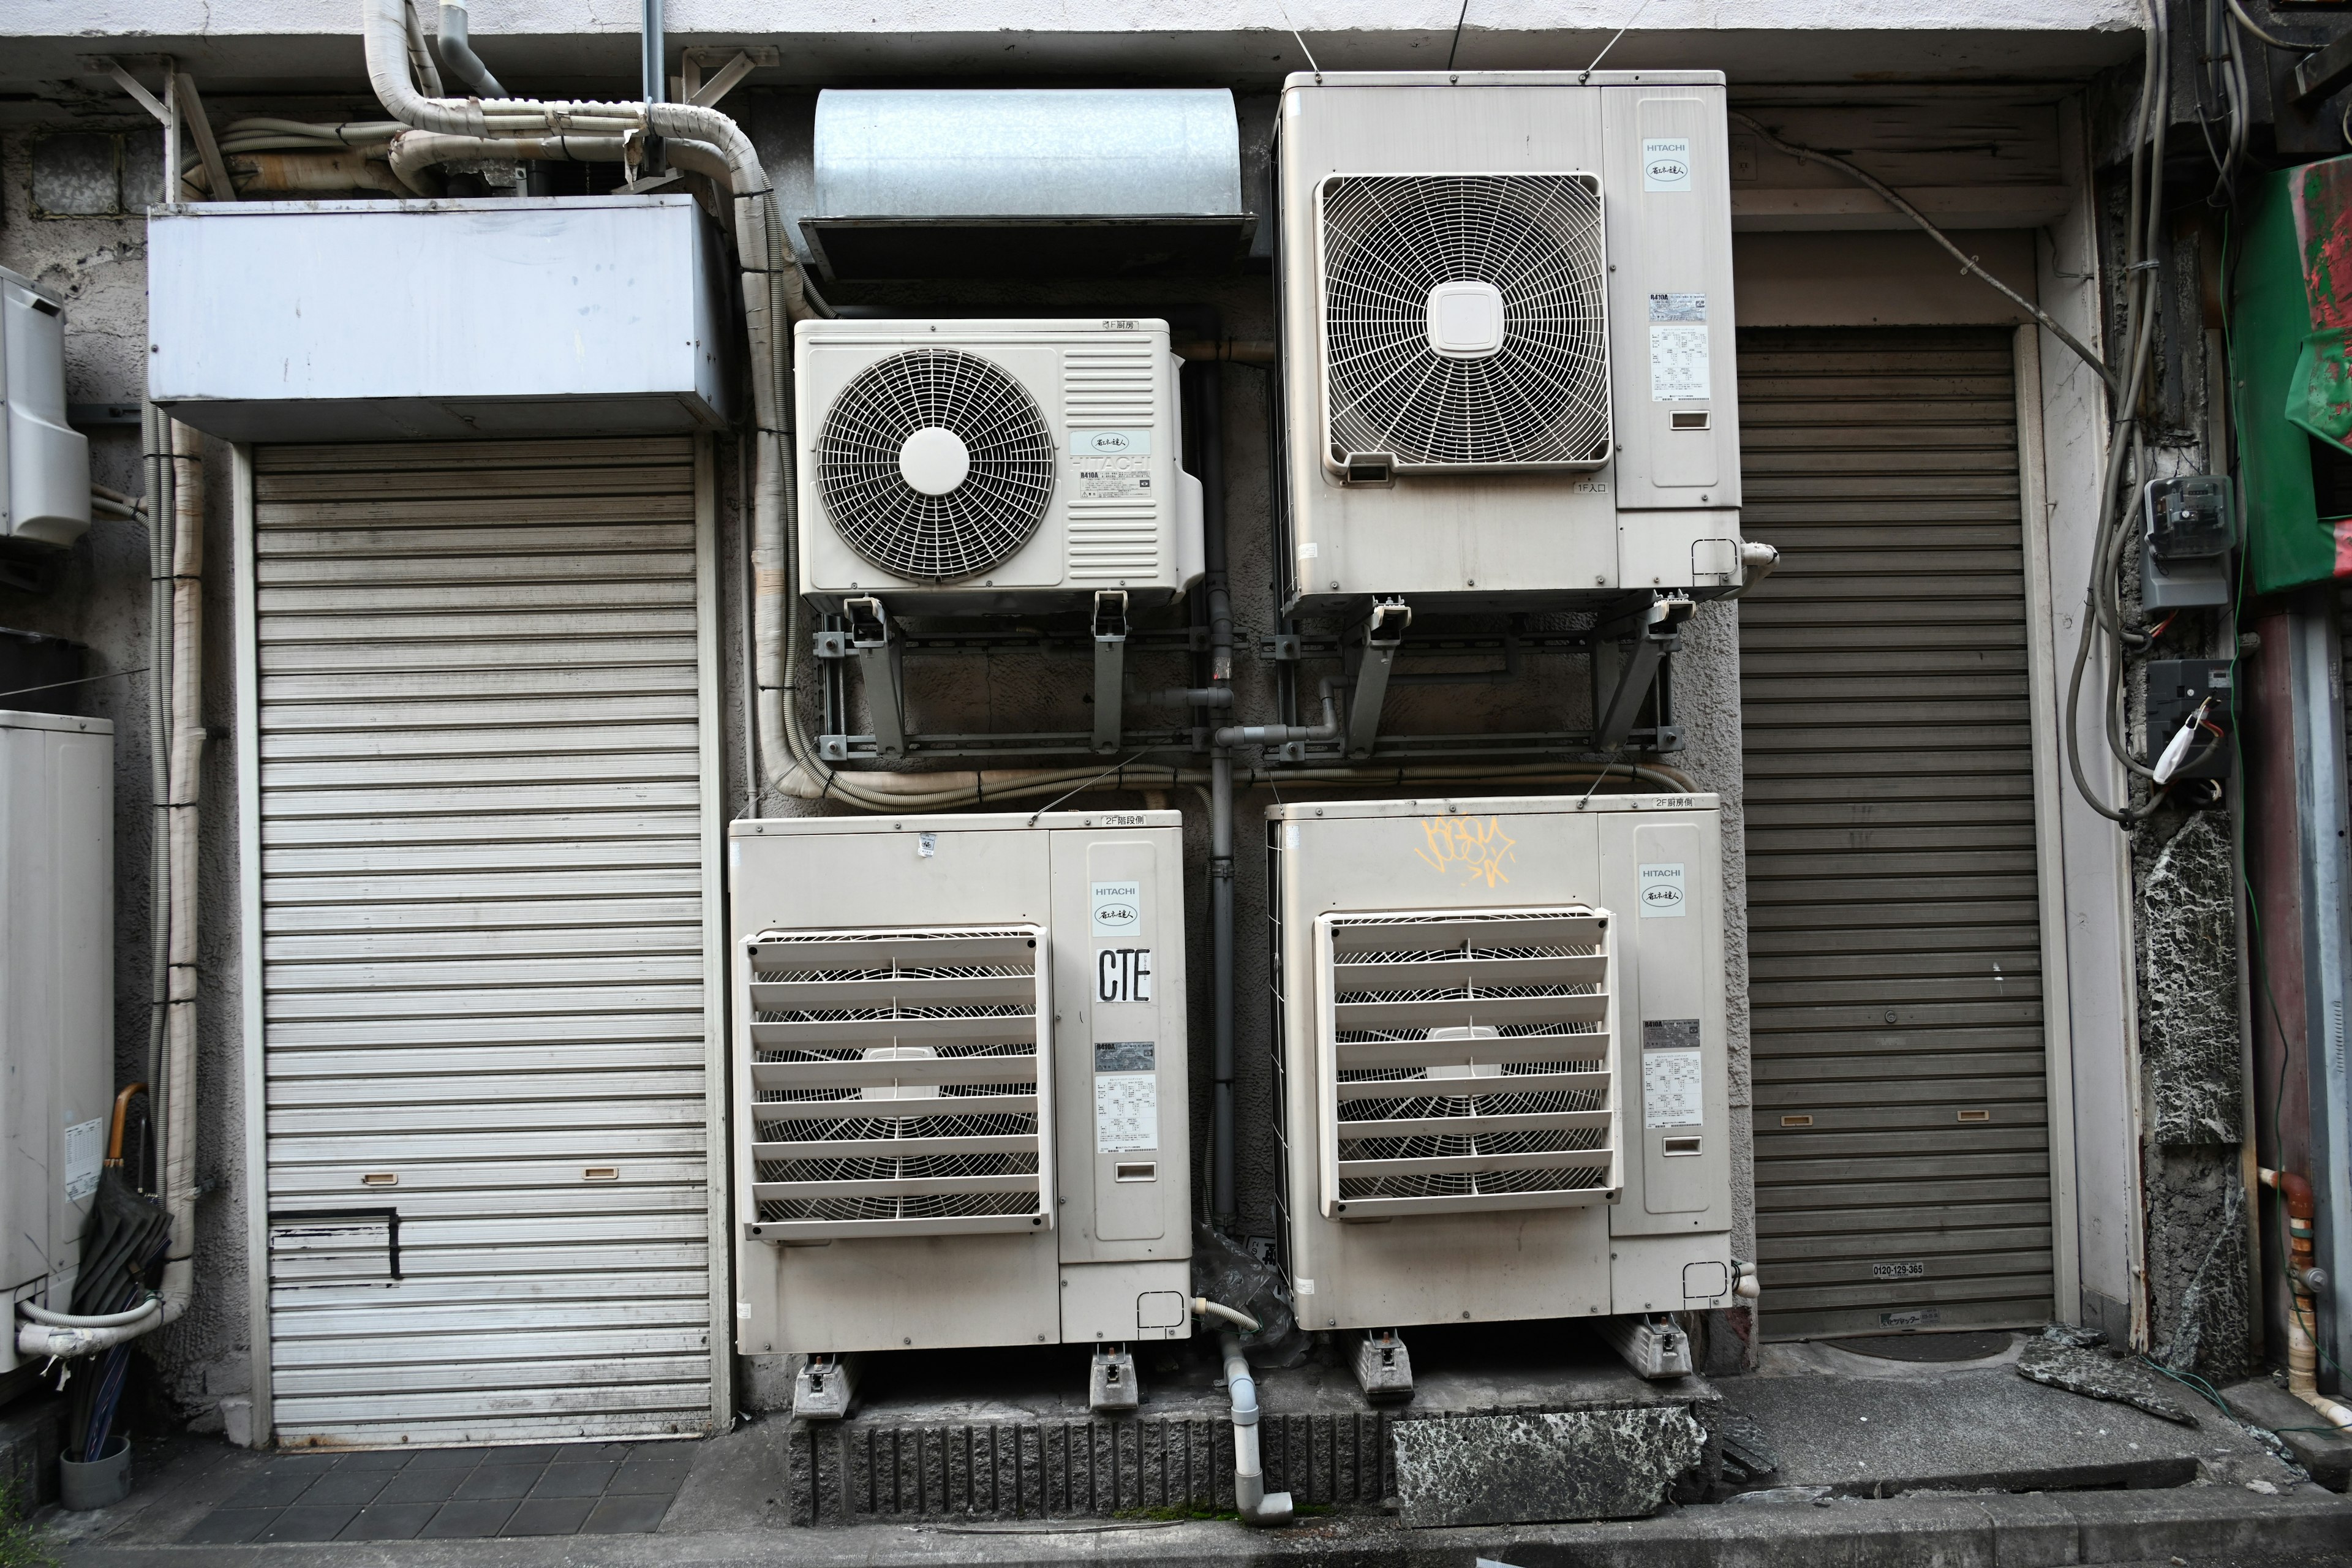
left=793, top=318, right=1203, bottom=614
left=1276, top=72, right=1752, bottom=611
left=730, top=810, right=1193, bottom=1413
left=1268, top=794, right=1738, bottom=1393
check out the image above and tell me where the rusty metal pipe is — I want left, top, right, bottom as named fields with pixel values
left=2262, top=1169, right=2352, bottom=1429
left=383, top=130, right=627, bottom=195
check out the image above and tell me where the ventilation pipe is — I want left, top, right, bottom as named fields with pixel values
left=2261, top=1169, right=2352, bottom=1429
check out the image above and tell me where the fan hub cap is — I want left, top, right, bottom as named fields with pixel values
left=1427, top=280, right=1507, bottom=360
left=897, top=426, right=973, bottom=496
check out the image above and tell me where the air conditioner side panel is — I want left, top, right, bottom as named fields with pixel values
left=1601, top=813, right=1733, bottom=1237
left=753, top=1232, right=1060, bottom=1354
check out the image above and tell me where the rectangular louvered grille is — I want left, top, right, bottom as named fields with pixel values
left=745, top=926, right=1052, bottom=1240
left=1316, top=908, right=1618, bottom=1219
left=1064, top=346, right=1160, bottom=582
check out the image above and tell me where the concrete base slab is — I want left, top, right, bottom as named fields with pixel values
left=0, top=1396, right=65, bottom=1509
left=786, top=1325, right=1717, bottom=1522
left=2223, top=1377, right=2352, bottom=1491
left=1719, top=1365, right=2298, bottom=1496
left=1390, top=1406, right=1706, bottom=1526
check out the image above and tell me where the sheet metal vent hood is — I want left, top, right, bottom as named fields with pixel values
left=805, top=89, right=1253, bottom=281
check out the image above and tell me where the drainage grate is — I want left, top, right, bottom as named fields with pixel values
left=181, top=1442, right=691, bottom=1543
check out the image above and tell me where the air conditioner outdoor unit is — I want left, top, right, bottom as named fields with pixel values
left=1268, top=794, right=1736, bottom=1395
left=793, top=318, right=1204, bottom=614
left=1276, top=72, right=1751, bottom=611
left=729, top=810, right=1193, bottom=1414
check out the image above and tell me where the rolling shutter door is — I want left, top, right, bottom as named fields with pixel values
left=1737, top=328, right=2055, bottom=1340
left=247, top=437, right=720, bottom=1444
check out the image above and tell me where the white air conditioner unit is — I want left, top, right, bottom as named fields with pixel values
left=1277, top=72, right=1751, bottom=611
left=1269, top=794, right=1735, bottom=1390
left=730, top=811, right=1193, bottom=1407
left=793, top=318, right=1204, bottom=614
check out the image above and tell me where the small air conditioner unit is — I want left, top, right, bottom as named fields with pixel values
left=730, top=810, right=1193, bottom=1413
left=793, top=318, right=1204, bottom=614
left=1276, top=72, right=1752, bottom=611
left=1268, top=794, right=1737, bottom=1393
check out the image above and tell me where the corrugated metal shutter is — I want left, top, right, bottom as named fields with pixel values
left=1737, top=328, right=2055, bottom=1340
left=247, top=437, right=719, bottom=1445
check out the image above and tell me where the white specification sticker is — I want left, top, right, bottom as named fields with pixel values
left=1648, top=292, right=1706, bottom=323
left=1074, top=454, right=1154, bottom=500
left=1649, top=325, right=1710, bottom=402
left=1643, top=138, right=1693, bottom=192
left=1638, top=862, right=1687, bottom=918
left=1091, top=881, right=1142, bottom=937
left=1095, top=1072, right=1159, bottom=1153
left=1643, top=1049, right=1704, bottom=1130
left=64, top=1117, right=102, bottom=1201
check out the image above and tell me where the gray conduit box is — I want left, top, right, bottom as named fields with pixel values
left=804, top=89, right=1253, bottom=281
left=148, top=195, right=735, bottom=443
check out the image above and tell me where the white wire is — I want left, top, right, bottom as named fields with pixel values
left=1580, top=0, right=1659, bottom=82
left=1272, top=0, right=1321, bottom=74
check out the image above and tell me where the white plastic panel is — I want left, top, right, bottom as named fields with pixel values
left=1, top=266, right=92, bottom=547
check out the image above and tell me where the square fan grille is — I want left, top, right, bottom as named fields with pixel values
left=1313, top=907, right=1620, bottom=1219
left=1314, top=173, right=1613, bottom=473
left=742, top=925, right=1055, bottom=1240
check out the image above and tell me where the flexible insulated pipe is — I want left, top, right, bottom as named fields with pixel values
left=2261, top=1169, right=2352, bottom=1429
left=18, top=1299, right=160, bottom=1331
left=383, top=130, right=628, bottom=195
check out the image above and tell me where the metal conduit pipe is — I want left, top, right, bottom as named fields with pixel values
left=435, top=0, right=505, bottom=96
left=2262, top=1169, right=2352, bottom=1428
left=1190, top=358, right=1241, bottom=1228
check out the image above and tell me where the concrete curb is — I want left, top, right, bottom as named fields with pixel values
left=51, top=1484, right=2352, bottom=1568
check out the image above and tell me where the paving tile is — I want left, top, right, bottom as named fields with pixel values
left=609, top=1457, right=693, bottom=1496
left=454, top=1464, right=543, bottom=1501
left=579, top=1493, right=672, bottom=1534
left=419, top=1499, right=518, bottom=1538
left=501, top=1496, right=595, bottom=1536
left=556, top=1442, right=636, bottom=1462
left=337, top=1502, right=439, bottom=1541
left=256, top=1505, right=359, bottom=1542
left=376, top=1467, right=469, bottom=1506
left=493, top=1444, right=561, bottom=1464
left=297, top=1470, right=393, bottom=1507
left=180, top=1509, right=279, bottom=1545
left=219, top=1471, right=318, bottom=1510
left=340, top=1449, right=417, bottom=1471
left=407, top=1447, right=486, bottom=1470
left=529, top=1461, right=617, bottom=1498
left=263, top=1453, right=342, bottom=1476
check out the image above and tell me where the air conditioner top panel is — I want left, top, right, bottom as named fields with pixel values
left=793, top=318, right=1171, bottom=345
left=1266, top=794, right=1719, bottom=823
left=732, top=809, right=1182, bottom=839
left=1282, top=70, right=1727, bottom=90
left=0, top=711, right=114, bottom=737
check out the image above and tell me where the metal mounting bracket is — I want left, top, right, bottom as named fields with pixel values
left=1259, top=633, right=1303, bottom=662
left=1594, top=595, right=1693, bottom=752
left=845, top=597, right=907, bottom=761
left=1091, top=590, right=1129, bottom=755
left=1343, top=600, right=1412, bottom=760
left=812, top=629, right=851, bottom=659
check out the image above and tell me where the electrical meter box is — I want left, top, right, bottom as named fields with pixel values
left=2, top=712, right=113, bottom=1380
left=729, top=812, right=1193, bottom=1358
left=1268, top=794, right=1734, bottom=1332
left=2141, top=475, right=2234, bottom=610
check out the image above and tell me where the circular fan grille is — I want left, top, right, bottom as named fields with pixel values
left=816, top=348, right=1057, bottom=583
left=1319, top=174, right=1613, bottom=469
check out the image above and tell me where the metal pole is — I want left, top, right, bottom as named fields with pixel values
left=641, top=0, right=665, bottom=103
left=1197, top=362, right=1238, bottom=1229
left=2290, top=600, right=2352, bottom=1389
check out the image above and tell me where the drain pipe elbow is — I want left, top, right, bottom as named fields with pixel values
left=1215, top=678, right=1341, bottom=748
left=1220, top=1330, right=1293, bottom=1526
left=435, top=0, right=505, bottom=96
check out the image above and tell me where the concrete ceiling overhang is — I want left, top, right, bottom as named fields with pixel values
left=0, top=0, right=2145, bottom=98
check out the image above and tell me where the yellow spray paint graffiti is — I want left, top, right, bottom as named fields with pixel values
left=1414, top=816, right=1519, bottom=888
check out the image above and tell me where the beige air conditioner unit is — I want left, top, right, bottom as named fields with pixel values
left=1269, top=794, right=1740, bottom=1394
left=729, top=810, right=1193, bottom=1415
left=1276, top=72, right=1755, bottom=611
left=793, top=318, right=1203, bottom=615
